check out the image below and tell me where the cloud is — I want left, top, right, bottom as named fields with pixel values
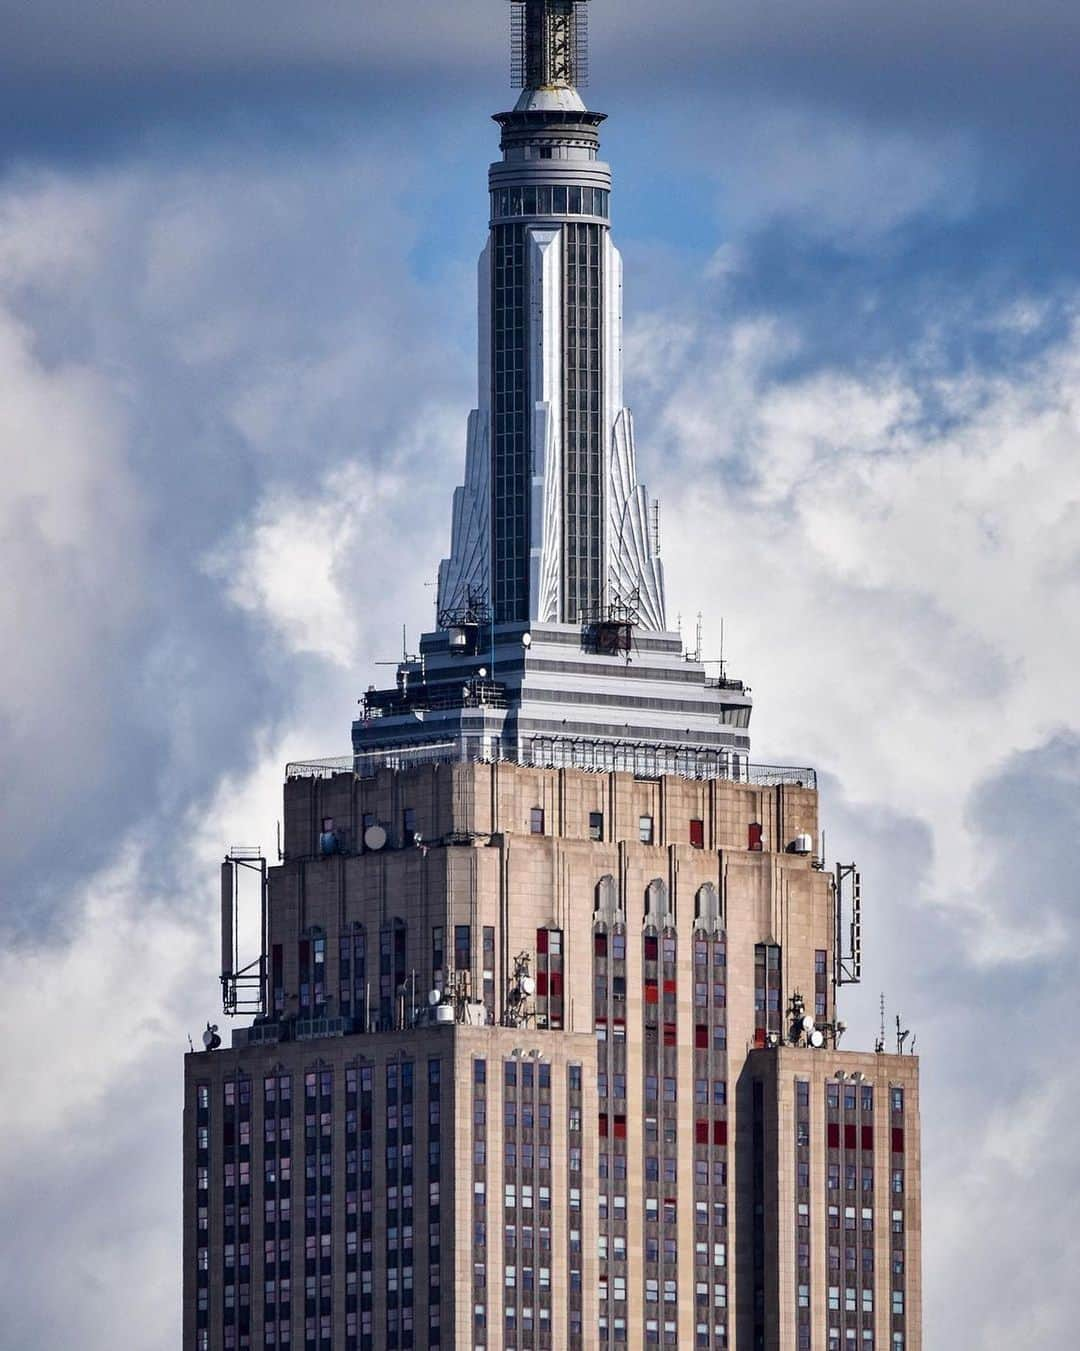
left=0, top=131, right=472, bottom=920
left=651, top=294, right=1080, bottom=915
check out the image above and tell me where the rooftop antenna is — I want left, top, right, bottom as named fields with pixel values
left=509, top=0, right=590, bottom=92
left=719, top=616, right=725, bottom=680
left=651, top=499, right=661, bottom=557
left=875, top=992, right=886, bottom=1054
left=896, top=1012, right=910, bottom=1056
left=694, top=612, right=703, bottom=664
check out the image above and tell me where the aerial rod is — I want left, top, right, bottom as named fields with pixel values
left=509, top=0, right=590, bottom=91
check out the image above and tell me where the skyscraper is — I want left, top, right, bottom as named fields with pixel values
left=183, top=4, right=922, bottom=1350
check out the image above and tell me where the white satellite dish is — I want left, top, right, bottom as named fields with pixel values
left=428, top=989, right=442, bottom=1007
left=520, top=975, right=535, bottom=996
left=809, top=1028, right=825, bottom=1049
left=363, top=824, right=387, bottom=851
left=202, top=1023, right=221, bottom=1051
left=801, top=1013, right=816, bottom=1033
left=522, top=632, right=532, bottom=648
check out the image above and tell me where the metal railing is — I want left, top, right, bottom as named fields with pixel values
left=286, top=743, right=816, bottom=790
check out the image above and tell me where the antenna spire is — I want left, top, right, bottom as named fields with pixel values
left=509, top=0, right=590, bottom=91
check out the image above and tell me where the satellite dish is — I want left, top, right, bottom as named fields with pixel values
left=202, top=1023, right=221, bottom=1051
left=522, top=632, right=532, bottom=648
left=520, top=975, right=535, bottom=996
left=363, top=824, right=387, bottom=851
left=428, top=989, right=442, bottom=1007
left=801, top=1013, right=816, bottom=1033
left=809, top=1028, right=825, bottom=1049
left=478, top=667, right=488, bottom=678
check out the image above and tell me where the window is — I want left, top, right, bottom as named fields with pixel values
left=639, top=815, right=654, bottom=845
left=689, top=819, right=704, bottom=849
left=748, top=822, right=763, bottom=851
left=536, top=928, right=564, bottom=1027
left=455, top=925, right=471, bottom=974
left=754, top=943, right=782, bottom=1040
left=589, top=811, right=603, bottom=841
left=403, top=807, right=417, bottom=838
left=530, top=807, right=545, bottom=835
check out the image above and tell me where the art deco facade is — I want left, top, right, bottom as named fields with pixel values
left=183, top=5, right=921, bottom=1350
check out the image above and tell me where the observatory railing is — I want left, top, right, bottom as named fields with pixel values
left=286, top=744, right=816, bottom=790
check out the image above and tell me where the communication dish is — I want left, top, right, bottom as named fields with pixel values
left=809, top=1028, right=825, bottom=1049
left=364, top=824, right=387, bottom=851
left=522, top=632, right=533, bottom=648
left=428, top=989, right=442, bottom=1007
left=801, top=1013, right=816, bottom=1033
left=520, top=975, right=536, bottom=996
left=202, top=1023, right=222, bottom=1051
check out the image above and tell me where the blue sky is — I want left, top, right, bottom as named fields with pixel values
left=3, top=2, right=1080, bottom=1346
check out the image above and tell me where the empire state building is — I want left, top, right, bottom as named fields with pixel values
left=183, top=4, right=923, bottom=1350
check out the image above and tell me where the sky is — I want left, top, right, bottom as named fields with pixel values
left=3, top=0, right=1080, bottom=1345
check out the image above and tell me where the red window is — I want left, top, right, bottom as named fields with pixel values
left=695, top=1024, right=709, bottom=1049
left=827, top=1123, right=840, bottom=1149
left=689, top=819, right=705, bottom=849
left=892, top=1128, right=905, bottom=1154
left=613, top=1114, right=627, bottom=1139
left=536, top=928, right=548, bottom=954
left=663, top=978, right=676, bottom=994
left=862, top=1126, right=874, bottom=1151
left=594, top=932, right=607, bottom=956
left=644, top=981, right=659, bottom=1004
left=598, top=1113, right=609, bottom=1137
left=536, top=972, right=548, bottom=996
left=753, top=1027, right=766, bottom=1049
left=713, top=1121, right=727, bottom=1146
left=844, top=1124, right=857, bottom=1151
left=695, top=1120, right=709, bottom=1144
left=748, top=822, right=763, bottom=851
left=663, top=1022, right=677, bottom=1046
left=644, top=935, right=658, bottom=961
left=550, top=973, right=563, bottom=997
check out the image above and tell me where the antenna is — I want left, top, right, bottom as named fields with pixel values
left=509, top=0, right=590, bottom=91
left=719, top=616, right=725, bottom=679
left=651, top=499, right=661, bottom=556
left=221, top=848, right=268, bottom=1017
left=835, top=863, right=862, bottom=986
left=896, top=1013, right=910, bottom=1056
left=876, top=992, right=886, bottom=1054
left=694, top=612, right=703, bottom=664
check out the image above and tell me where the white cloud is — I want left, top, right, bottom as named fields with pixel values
left=648, top=301, right=1080, bottom=932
